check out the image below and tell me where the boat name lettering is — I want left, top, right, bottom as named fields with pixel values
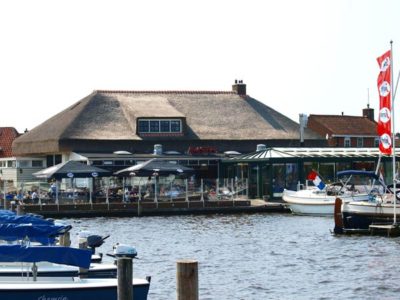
left=38, top=295, right=68, bottom=300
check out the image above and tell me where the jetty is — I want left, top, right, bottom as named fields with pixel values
left=15, top=199, right=288, bottom=218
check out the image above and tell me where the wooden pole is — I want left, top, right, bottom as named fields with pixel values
left=59, top=232, right=71, bottom=247
left=117, top=257, right=133, bottom=300
left=176, top=260, right=198, bottom=300
left=78, top=239, right=88, bottom=278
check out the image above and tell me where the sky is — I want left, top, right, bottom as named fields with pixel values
left=1, top=0, right=400, bottom=133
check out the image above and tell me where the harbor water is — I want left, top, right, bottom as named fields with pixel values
left=68, top=214, right=400, bottom=300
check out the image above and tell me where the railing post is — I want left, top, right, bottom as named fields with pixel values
left=200, top=179, right=204, bottom=202
left=185, top=179, right=189, bottom=202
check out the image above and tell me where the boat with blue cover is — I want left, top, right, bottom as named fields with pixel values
left=0, top=244, right=150, bottom=300
left=0, top=210, right=117, bottom=278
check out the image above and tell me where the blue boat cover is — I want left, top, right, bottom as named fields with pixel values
left=337, top=170, right=379, bottom=179
left=0, top=244, right=92, bottom=268
left=0, top=211, right=54, bottom=225
left=0, top=223, right=71, bottom=245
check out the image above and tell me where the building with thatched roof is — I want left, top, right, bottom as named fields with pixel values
left=13, top=81, right=324, bottom=160
left=5, top=81, right=327, bottom=200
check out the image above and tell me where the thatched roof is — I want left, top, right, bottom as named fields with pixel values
left=12, top=89, right=322, bottom=155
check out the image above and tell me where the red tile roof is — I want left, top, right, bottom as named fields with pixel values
left=0, top=127, right=20, bottom=158
left=308, top=115, right=377, bottom=136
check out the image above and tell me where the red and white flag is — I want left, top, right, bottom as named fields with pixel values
left=377, top=50, right=392, bottom=155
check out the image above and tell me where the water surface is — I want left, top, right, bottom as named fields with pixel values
left=68, top=214, right=400, bottom=300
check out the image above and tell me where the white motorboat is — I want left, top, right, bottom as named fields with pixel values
left=334, top=192, right=400, bottom=232
left=282, top=170, right=380, bottom=216
left=282, top=188, right=370, bottom=216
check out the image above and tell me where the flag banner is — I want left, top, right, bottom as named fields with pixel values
left=307, top=170, right=326, bottom=190
left=377, top=50, right=392, bottom=155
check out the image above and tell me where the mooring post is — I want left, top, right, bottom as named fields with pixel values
left=16, top=203, right=22, bottom=215
left=78, top=239, right=88, bottom=278
left=177, top=260, right=198, bottom=300
left=117, top=257, right=133, bottom=300
left=59, top=231, right=71, bottom=247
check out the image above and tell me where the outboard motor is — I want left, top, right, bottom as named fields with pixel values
left=87, top=234, right=110, bottom=255
left=113, top=243, right=138, bottom=259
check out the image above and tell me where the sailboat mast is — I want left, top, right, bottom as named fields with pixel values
left=391, top=40, right=397, bottom=224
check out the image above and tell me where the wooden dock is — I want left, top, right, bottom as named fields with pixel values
left=16, top=199, right=289, bottom=218
left=369, top=224, right=400, bottom=237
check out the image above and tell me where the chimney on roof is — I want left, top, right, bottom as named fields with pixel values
left=363, top=104, right=375, bottom=122
left=232, top=79, right=246, bottom=95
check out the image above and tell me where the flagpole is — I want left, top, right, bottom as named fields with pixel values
left=391, top=40, right=397, bottom=224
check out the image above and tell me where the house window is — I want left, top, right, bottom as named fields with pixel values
left=357, top=137, right=363, bottom=147
left=160, top=121, right=170, bottom=132
left=171, top=120, right=181, bottom=132
left=138, top=121, right=149, bottom=133
left=7, top=160, right=16, bottom=168
left=374, top=138, right=380, bottom=147
left=18, top=161, right=30, bottom=168
left=32, top=160, right=43, bottom=168
left=149, top=121, right=159, bottom=132
left=138, top=119, right=182, bottom=134
left=344, top=137, right=351, bottom=147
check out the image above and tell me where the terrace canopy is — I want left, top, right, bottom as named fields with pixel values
left=33, top=160, right=112, bottom=205
left=33, top=160, right=112, bottom=180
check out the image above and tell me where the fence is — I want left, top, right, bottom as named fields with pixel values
left=0, top=178, right=249, bottom=207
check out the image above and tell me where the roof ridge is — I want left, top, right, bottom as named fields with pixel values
left=95, top=90, right=236, bottom=95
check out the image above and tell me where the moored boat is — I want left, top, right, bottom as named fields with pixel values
left=283, top=170, right=378, bottom=216
left=334, top=193, right=399, bottom=233
left=0, top=244, right=150, bottom=300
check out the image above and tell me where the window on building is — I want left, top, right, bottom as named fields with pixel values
left=114, top=160, right=124, bottom=166
left=171, top=120, right=181, bottom=132
left=357, top=137, right=363, bottom=147
left=374, top=137, right=380, bottom=147
left=7, top=160, right=16, bottom=168
left=149, top=120, right=160, bottom=132
left=344, top=137, right=351, bottom=147
left=46, top=155, right=62, bottom=167
left=32, top=160, right=43, bottom=168
left=18, top=161, right=30, bottom=168
left=160, top=120, right=170, bottom=132
left=138, top=119, right=182, bottom=134
left=138, top=120, right=149, bottom=133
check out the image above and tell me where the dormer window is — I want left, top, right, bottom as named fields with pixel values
left=138, top=119, right=182, bottom=134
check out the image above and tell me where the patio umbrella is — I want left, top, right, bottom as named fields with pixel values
left=33, top=160, right=111, bottom=180
left=33, top=160, right=112, bottom=205
left=114, top=158, right=195, bottom=177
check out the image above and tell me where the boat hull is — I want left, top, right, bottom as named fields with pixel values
left=342, top=201, right=400, bottom=230
left=0, top=278, right=150, bottom=300
left=282, top=189, right=369, bottom=216
left=0, top=263, right=117, bottom=278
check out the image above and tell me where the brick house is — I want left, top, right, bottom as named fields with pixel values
left=307, top=106, right=378, bottom=148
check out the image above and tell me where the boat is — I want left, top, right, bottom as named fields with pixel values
left=0, top=244, right=150, bottom=300
left=282, top=170, right=378, bottom=216
left=0, top=210, right=118, bottom=278
left=333, top=189, right=399, bottom=233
